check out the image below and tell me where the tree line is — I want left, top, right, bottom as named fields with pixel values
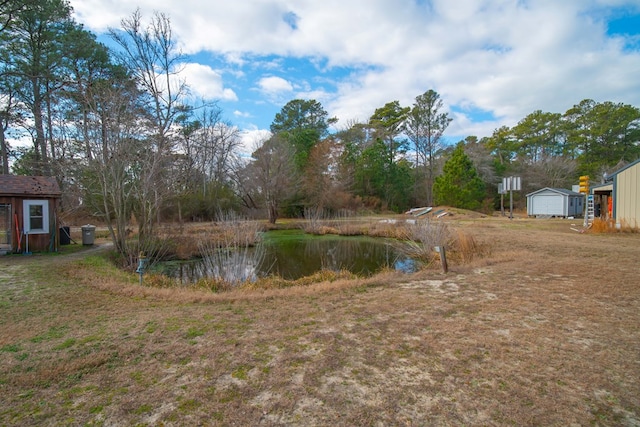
left=2, top=1, right=639, bottom=260
left=251, top=94, right=639, bottom=220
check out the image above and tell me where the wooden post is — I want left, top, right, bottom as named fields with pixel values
left=509, top=189, right=513, bottom=219
left=136, top=252, right=147, bottom=285
left=435, top=246, right=448, bottom=273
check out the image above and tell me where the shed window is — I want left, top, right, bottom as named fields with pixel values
left=30, top=205, right=43, bottom=230
left=23, top=200, right=49, bottom=234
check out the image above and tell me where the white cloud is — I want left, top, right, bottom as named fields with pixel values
left=239, top=128, right=272, bottom=156
left=180, top=63, right=237, bottom=102
left=69, top=0, right=640, bottom=139
left=257, top=76, right=293, bottom=95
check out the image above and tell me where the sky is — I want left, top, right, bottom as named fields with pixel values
left=68, top=0, right=640, bottom=148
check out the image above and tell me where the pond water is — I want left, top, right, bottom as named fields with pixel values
left=156, top=230, right=418, bottom=284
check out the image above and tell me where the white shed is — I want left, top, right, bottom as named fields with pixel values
left=526, top=187, right=584, bottom=218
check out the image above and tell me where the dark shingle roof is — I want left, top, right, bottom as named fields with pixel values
left=0, top=175, right=61, bottom=197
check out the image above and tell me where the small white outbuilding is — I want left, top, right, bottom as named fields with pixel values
left=526, top=187, right=584, bottom=218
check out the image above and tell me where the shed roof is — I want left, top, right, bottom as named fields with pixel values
left=526, top=187, right=582, bottom=197
left=591, top=183, right=613, bottom=193
left=0, top=175, right=61, bottom=197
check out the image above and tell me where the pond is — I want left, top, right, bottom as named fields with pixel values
left=155, top=230, right=418, bottom=285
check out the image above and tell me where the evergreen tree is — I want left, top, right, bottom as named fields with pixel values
left=270, top=99, right=336, bottom=172
left=404, top=90, right=451, bottom=205
left=433, top=142, right=486, bottom=210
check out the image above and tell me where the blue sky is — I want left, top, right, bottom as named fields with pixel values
left=70, top=0, right=640, bottom=148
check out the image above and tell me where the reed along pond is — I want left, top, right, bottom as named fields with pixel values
left=155, top=230, right=419, bottom=284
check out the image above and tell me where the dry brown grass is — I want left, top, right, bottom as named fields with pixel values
left=155, top=217, right=265, bottom=260
left=590, top=217, right=617, bottom=233
left=590, top=217, right=639, bottom=233
left=1, top=216, right=639, bottom=426
left=449, top=228, right=490, bottom=263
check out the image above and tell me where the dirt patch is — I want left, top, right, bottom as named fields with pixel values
left=0, top=217, right=638, bottom=426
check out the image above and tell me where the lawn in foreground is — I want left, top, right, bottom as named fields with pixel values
left=0, top=218, right=638, bottom=425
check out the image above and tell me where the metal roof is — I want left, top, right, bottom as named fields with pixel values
left=525, top=187, right=583, bottom=197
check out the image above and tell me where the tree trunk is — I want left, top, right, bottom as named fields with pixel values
left=268, top=199, right=278, bottom=224
left=0, top=129, right=9, bottom=174
left=32, top=79, right=49, bottom=175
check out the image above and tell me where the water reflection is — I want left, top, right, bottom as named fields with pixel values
left=163, top=249, right=262, bottom=285
left=157, top=231, right=418, bottom=285
left=262, top=234, right=415, bottom=279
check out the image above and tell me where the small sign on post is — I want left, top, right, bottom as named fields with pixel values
left=502, top=176, right=521, bottom=219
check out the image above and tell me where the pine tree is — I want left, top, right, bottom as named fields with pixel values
left=433, top=142, right=486, bottom=210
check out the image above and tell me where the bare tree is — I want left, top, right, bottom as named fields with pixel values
left=524, top=156, right=577, bottom=191
left=80, top=66, right=145, bottom=261
left=172, top=105, right=244, bottom=220
left=303, top=137, right=341, bottom=211
left=242, top=135, right=297, bottom=224
left=109, top=9, right=189, bottom=237
left=463, top=136, right=497, bottom=188
left=109, top=9, right=187, bottom=148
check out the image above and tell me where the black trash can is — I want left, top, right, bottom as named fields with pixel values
left=59, top=226, right=71, bottom=245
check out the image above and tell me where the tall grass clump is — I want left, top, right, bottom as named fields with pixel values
left=368, top=219, right=408, bottom=239
left=302, top=207, right=330, bottom=234
left=395, top=219, right=451, bottom=266
left=302, top=207, right=365, bottom=235
left=590, top=218, right=614, bottom=233
left=197, top=211, right=266, bottom=286
left=590, top=218, right=638, bottom=233
left=619, top=218, right=639, bottom=233
left=394, top=219, right=486, bottom=267
left=110, top=233, right=176, bottom=272
left=331, top=209, right=363, bottom=236
left=450, top=229, right=486, bottom=263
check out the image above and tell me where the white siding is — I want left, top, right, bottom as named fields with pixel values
left=615, top=161, right=640, bottom=228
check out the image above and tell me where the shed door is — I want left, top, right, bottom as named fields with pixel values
left=0, top=204, right=10, bottom=246
left=533, top=195, right=564, bottom=216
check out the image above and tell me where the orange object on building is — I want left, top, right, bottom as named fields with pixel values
left=608, top=196, right=613, bottom=217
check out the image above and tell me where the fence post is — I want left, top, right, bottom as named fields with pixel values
left=434, top=246, right=448, bottom=273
